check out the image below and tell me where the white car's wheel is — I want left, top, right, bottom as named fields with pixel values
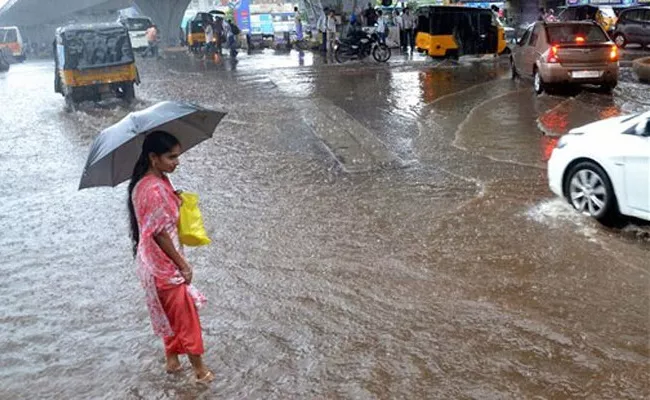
left=564, top=161, right=617, bottom=222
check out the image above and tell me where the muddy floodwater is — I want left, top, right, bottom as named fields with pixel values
left=0, top=52, right=648, bottom=399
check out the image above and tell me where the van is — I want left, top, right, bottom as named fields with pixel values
left=119, top=17, right=153, bottom=51
left=612, top=7, right=650, bottom=48
left=0, top=26, right=26, bottom=62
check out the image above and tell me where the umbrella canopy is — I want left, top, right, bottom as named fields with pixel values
left=79, top=101, right=226, bottom=190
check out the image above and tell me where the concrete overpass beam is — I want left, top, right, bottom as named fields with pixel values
left=134, top=0, right=190, bottom=46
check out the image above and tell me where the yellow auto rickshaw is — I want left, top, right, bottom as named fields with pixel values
left=558, top=5, right=616, bottom=34
left=186, top=13, right=213, bottom=53
left=54, top=23, right=140, bottom=110
left=415, top=6, right=507, bottom=59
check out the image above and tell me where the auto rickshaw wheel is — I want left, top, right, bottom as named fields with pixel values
left=64, top=94, right=77, bottom=112
left=118, top=83, right=135, bottom=104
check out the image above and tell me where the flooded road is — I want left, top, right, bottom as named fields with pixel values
left=1, top=52, right=648, bottom=399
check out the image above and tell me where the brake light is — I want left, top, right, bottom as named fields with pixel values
left=610, top=45, right=618, bottom=61
left=575, top=36, right=585, bottom=43
left=547, top=45, right=560, bottom=63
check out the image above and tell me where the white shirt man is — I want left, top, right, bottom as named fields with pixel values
left=404, top=11, right=416, bottom=30
left=394, top=12, right=403, bottom=31
left=326, top=12, right=337, bottom=54
left=205, top=23, right=214, bottom=44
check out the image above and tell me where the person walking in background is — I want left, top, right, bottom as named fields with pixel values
left=402, top=8, right=416, bottom=53
left=127, top=131, right=214, bottom=384
left=395, top=9, right=405, bottom=52
left=364, top=3, right=377, bottom=27
left=225, top=19, right=240, bottom=59
left=144, top=24, right=160, bottom=58
left=545, top=9, right=558, bottom=22
left=204, top=22, right=214, bottom=55
left=376, top=10, right=387, bottom=45
left=326, top=9, right=338, bottom=56
left=538, top=7, right=546, bottom=21
left=317, top=7, right=328, bottom=52
left=294, top=6, right=303, bottom=41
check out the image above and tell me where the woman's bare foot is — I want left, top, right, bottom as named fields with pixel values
left=195, top=370, right=215, bottom=384
left=188, top=354, right=212, bottom=382
left=165, top=354, right=182, bottom=373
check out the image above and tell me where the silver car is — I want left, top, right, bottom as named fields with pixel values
left=511, top=21, right=619, bottom=94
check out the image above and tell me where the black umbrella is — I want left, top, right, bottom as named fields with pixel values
left=79, top=101, right=226, bottom=190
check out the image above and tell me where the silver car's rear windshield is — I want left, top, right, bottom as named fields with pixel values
left=547, top=25, right=608, bottom=43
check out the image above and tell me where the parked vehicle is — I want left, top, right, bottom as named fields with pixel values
left=548, top=111, right=650, bottom=223
left=415, top=6, right=508, bottom=58
left=335, top=29, right=391, bottom=63
left=558, top=5, right=616, bottom=33
left=118, top=16, right=153, bottom=51
left=54, top=23, right=140, bottom=110
left=511, top=21, right=619, bottom=94
left=612, top=6, right=650, bottom=49
left=0, top=26, right=26, bottom=62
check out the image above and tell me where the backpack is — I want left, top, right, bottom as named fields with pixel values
left=230, top=22, right=241, bottom=36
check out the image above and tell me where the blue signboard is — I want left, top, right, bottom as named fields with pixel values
left=231, top=0, right=251, bottom=32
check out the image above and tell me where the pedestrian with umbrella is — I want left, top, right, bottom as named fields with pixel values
left=79, top=101, right=226, bottom=384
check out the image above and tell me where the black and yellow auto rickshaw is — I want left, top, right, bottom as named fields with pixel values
left=558, top=5, right=614, bottom=33
left=415, top=6, right=507, bottom=59
left=185, top=12, right=213, bottom=52
left=54, top=23, right=140, bottom=110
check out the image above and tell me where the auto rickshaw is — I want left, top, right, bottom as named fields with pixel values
left=54, top=23, right=140, bottom=110
left=415, top=6, right=507, bottom=59
left=185, top=13, right=213, bottom=53
left=558, top=5, right=615, bottom=34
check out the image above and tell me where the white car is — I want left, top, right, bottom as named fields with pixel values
left=548, top=111, right=650, bottom=223
left=119, top=17, right=154, bottom=51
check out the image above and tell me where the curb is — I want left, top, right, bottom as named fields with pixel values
left=632, top=56, right=650, bottom=83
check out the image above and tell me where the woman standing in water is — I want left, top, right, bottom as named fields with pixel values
left=127, top=131, right=214, bottom=384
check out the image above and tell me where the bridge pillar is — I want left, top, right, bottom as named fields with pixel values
left=134, top=0, right=190, bottom=46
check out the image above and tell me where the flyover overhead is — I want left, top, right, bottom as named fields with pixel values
left=0, top=0, right=131, bottom=26
left=0, top=0, right=189, bottom=47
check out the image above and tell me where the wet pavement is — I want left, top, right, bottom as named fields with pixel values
left=1, top=50, right=649, bottom=399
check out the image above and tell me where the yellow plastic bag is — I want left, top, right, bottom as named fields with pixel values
left=178, top=192, right=211, bottom=246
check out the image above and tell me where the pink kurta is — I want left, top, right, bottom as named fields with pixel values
left=132, top=174, right=206, bottom=346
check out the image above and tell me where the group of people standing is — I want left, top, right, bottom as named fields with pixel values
left=314, top=4, right=417, bottom=54
left=317, top=8, right=339, bottom=55
left=393, top=8, right=417, bottom=53
left=538, top=7, right=559, bottom=22
left=203, top=18, right=240, bottom=58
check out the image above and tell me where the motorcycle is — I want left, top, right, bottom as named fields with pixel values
left=334, top=30, right=391, bottom=63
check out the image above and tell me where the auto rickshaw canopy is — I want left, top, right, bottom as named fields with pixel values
left=55, top=22, right=134, bottom=70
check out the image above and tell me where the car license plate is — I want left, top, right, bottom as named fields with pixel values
left=571, top=70, right=601, bottom=79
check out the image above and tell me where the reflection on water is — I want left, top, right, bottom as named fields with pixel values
left=541, top=135, right=559, bottom=162
left=0, top=58, right=648, bottom=399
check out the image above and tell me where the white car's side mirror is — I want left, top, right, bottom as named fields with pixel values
left=635, top=120, right=649, bottom=136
